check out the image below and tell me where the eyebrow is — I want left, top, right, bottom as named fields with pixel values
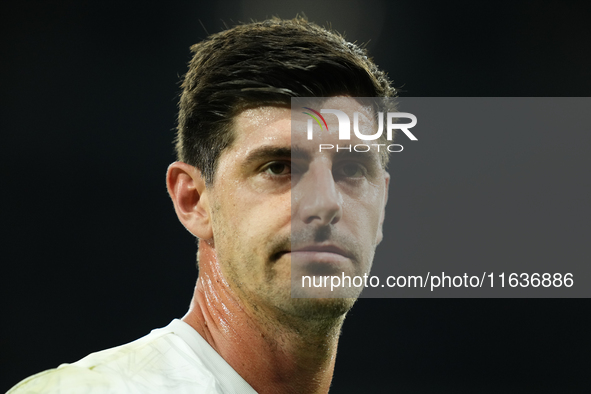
left=333, top=148, right=381, bottom=165
left=242, top=145, right=311, bottom=167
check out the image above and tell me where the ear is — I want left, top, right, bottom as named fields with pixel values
left=166, top=162, right=213, bottom=240
left=376, top=171, right=390, bottom=245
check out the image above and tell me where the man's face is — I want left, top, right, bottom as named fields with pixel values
left=206, top=97, right=389, bottom=321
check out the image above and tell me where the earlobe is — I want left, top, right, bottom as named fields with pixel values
left=383, top=172, right=390, bottom=211
left=166, top=162, right=213, bottom=239
left=376, top=172, right=390, bottom=245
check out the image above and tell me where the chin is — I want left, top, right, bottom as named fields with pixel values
left=283, top=293, right=358, bottom=322
left=290, top=280, right=364, bottom=299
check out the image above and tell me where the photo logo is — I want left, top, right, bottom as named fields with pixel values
left=302, top=107, right=329, bottom=138
left=303, top=108, right=418, bottom=141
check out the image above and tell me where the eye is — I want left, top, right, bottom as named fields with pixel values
left=263, top=161, right=291, bottom=176
left=338, top=162, right=365, bottom=178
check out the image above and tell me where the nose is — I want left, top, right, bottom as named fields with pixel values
left=297, top=163, right=343, bottom=226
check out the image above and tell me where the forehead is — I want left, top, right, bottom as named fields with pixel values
left=230, top=97, right=380, bottom=155
left=231, top=106, right=292, bottom=147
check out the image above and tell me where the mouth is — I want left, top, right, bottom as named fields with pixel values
left=287, top=244, right=354, bottom=272
left=292, top=244, right=351, bottom=257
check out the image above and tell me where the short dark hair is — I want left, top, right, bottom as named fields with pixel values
left=175, top=17, right=395, bottom=184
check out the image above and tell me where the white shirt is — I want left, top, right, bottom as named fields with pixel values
left=7, top=320, right=258, bottom=394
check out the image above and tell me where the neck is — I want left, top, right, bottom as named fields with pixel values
left=182, top=240, right=344, bottom=394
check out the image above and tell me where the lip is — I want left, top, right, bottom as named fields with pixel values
left=287, top=244, right=353, bottom=267
left=292, top=244, right=351, bottom=257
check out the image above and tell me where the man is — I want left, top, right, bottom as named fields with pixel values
left=8, top=17, right=393, bottom=394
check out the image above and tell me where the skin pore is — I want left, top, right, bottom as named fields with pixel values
left=166, top=98, right=389, bottom=394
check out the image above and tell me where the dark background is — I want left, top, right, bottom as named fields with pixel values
left=2, top=0, right=590, bottom=393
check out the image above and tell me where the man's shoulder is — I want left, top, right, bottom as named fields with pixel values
left=7, top=322, right=226, bottom=394
left=7, top=364, right=112, bottom=394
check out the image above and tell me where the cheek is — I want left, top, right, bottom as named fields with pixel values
left=244, top=195, right=291, bottom=242
left=344, top=199, right=384, bottom=241
left=214, top=185, right=291, bottom=251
